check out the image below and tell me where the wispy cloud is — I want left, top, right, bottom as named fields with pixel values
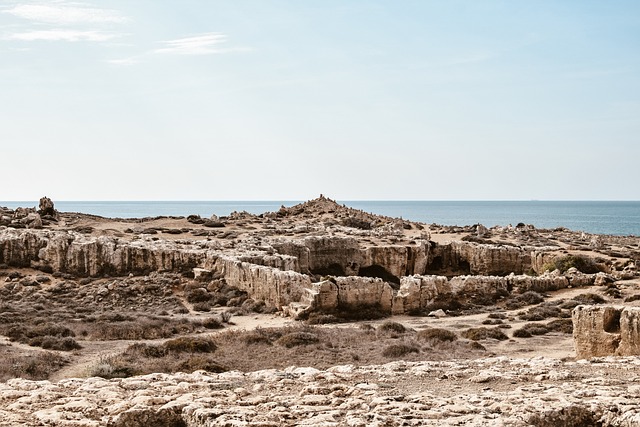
left=154, top=33, right=247, bottom=55
left=105, top=57, right=139, bottom=66
left=3, top=3, right=128, bottom=25
left=7, top=29, right=118, bottom=42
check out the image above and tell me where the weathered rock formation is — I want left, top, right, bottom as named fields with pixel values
left=0, top=227, right=609, bottom=316
left=38, top=196, right=56, bottom=217
left=573, top=305, right=640, bottom=358
left=1, top=357, right=640, bottom=426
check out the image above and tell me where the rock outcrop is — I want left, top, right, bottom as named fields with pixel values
left=38, top=196, right=56, bottom=217
left=1, top=357, right=640, bottom=426
left=573, top=305, right=640, bottom=358
left=0, top=228, right=606, bottom=316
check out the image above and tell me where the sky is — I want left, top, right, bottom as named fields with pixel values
left=1, top=1, right=639, bottom=201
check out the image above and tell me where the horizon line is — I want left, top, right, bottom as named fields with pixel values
left=2, top=199, right=640, bottom=203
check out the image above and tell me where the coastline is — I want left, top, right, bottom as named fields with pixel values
left=2, top=199, right=639, bottom=236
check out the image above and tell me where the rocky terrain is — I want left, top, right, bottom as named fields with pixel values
left=0, top=196, right=639, bottom=426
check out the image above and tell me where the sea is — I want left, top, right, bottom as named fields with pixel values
left=1, top=200, right=639, bottom=237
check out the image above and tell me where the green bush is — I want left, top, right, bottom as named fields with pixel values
left=543, top=255, right=600, bottom=274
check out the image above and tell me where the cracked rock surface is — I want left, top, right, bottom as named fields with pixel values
left=2, top=357, right=640, bottom=426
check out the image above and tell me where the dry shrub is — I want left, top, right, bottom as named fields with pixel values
left=87, top=337, right=222, bottom=379
left=87, top=355, right=135, bottom=379
left=163, top=337, right=217, bottom=354
left=417, top=328, right=457, bottom=342
left=505, top=291, right=544, bottom=309
left=488, top=312, right=507, bottom=319
left=469, top=341, right=487, bottom=351
left=378, top=321, right=406, bottom=335
left=276, top=332, right=319, bottom=348
left=32, top=336, right=82, bottom=351
left=6, top=323, right=80, bottom=351
left=513, top=323, right=550, bottom=338
left=573, top=293, right=606, bottom=305
left=242, top=331, right=273, bottom=346
left=382, top=344, right=419, bottom=358
left=185, top=287, right=211, bottom=303
left=125, top=343, right=167, bottom=358
left=191, top=302, right=212, bottom=312
left=528, top=405, right=599, bottom=427
left=86, top=318, right=196, bottom=340
left=482, top=319, right=504, bottom=325
left=305, top=313, right=340, bottom=325
left=546, top=318, right=573, bottom=334
left=624, top=294, right=640, bottom=303
left=0, top=351, right=68, bottom=381
left=177, top=356, right=225, bottom=373
left=559, top=299, right=581, bottom=310
left=200, top=317, right=224, bottom=329
left=461, top=327, right=508, bottom=341
left=519, top=305, right=565, bottom=321
left=604, top=285, right=622, bottom=299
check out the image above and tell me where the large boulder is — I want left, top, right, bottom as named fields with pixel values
left=573, top=305, right=622, bottom=358
left=38, top=196, right=56, bottom=217
left=572, top=305, right=640, bottom=358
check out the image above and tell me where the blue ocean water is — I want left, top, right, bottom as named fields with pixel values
left=1, top=200, right=639, bottom=236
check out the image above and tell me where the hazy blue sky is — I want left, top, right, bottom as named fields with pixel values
left=1, top=1, right=639, bottom=201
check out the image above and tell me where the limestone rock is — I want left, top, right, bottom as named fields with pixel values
left=1, top=358, right=640, bottom=426
left=618, top=307, right=640, bottom=356
left=38, top=196, right=56, bottom=217
left=428, top=309, right=447, bottom=318
left=573, top=305, right=622, bottom=358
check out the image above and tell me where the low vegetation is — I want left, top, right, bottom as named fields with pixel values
left=0, top=349, right=68, bottom=381
left=528, top=405, right=599, bottom=427
left=505, top=291, right=544, bottom=310
left=383, top=344, right=420, bottom=358
left=84, top=324, right=487, bottom=379
left=461, top=327, right=509, bottom=341
left=513, top=319, right=573, bottom=338
left=542, top=255, right=600, bottom=274
left=417, top=328, right=457, bottom=342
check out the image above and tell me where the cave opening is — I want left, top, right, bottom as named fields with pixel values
left=358, top=264, right=400, bottom=288
left=458, top=260, right=471, bottom=275
left=311, top=263, right=345, bottom=277
left=604, top=309, right=622, bottom=333
left=426, top=256, right=443, bottom=273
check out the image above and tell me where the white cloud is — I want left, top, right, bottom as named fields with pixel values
left=8, top=29, right=118, bottom=42
left=154, top=33, right=237, bottom=55
left=4, top=3, right=128, bottom=25
left=105, top=57, right=139, bottom=66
